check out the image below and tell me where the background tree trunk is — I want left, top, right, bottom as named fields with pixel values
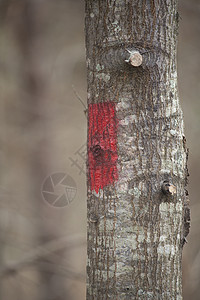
left=85, top=1, right=189, bottom=299
left=7, top=1, right=72, bottom=299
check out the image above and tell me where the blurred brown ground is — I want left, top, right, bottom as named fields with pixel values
left=0, top=0, right=199, bottom=299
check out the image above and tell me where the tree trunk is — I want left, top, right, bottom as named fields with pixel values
left=9, top=1, right=71, bottom=299
left=85, top=1, right=189, bottom=299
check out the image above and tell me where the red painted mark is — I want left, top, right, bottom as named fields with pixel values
left=88, top=102, right=118, bottom=193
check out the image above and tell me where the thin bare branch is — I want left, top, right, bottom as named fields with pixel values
left=72, top=85, right=88, bottom=117
left=0, top=234, right=85, bottom=278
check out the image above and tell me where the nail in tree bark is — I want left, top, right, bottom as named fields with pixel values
left=85, top=1, right=190, bottom=299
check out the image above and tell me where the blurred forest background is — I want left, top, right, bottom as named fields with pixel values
left=0, top=0, right=199, bottom=299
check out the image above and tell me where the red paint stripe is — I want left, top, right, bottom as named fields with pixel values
left=88, top=102, right=118, bottom=193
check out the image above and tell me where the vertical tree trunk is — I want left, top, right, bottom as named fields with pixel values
left=9, top=1, right=70, bottom=299
left=85, top=1, right=189, bottom=299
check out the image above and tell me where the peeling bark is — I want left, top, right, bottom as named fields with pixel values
left=85, top=1, right=189, bottom=299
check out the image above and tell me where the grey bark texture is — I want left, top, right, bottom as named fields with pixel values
left=85, top=1, right=190, bottom=299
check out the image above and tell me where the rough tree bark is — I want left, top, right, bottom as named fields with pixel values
left=85, top=1, right=190, bottom=299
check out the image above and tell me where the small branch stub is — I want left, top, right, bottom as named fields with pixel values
left=161, top=181, right=176, bottom=196
left=125, top=49, right=143, bottom=67
left=89, top=213, right=99, bottom=223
